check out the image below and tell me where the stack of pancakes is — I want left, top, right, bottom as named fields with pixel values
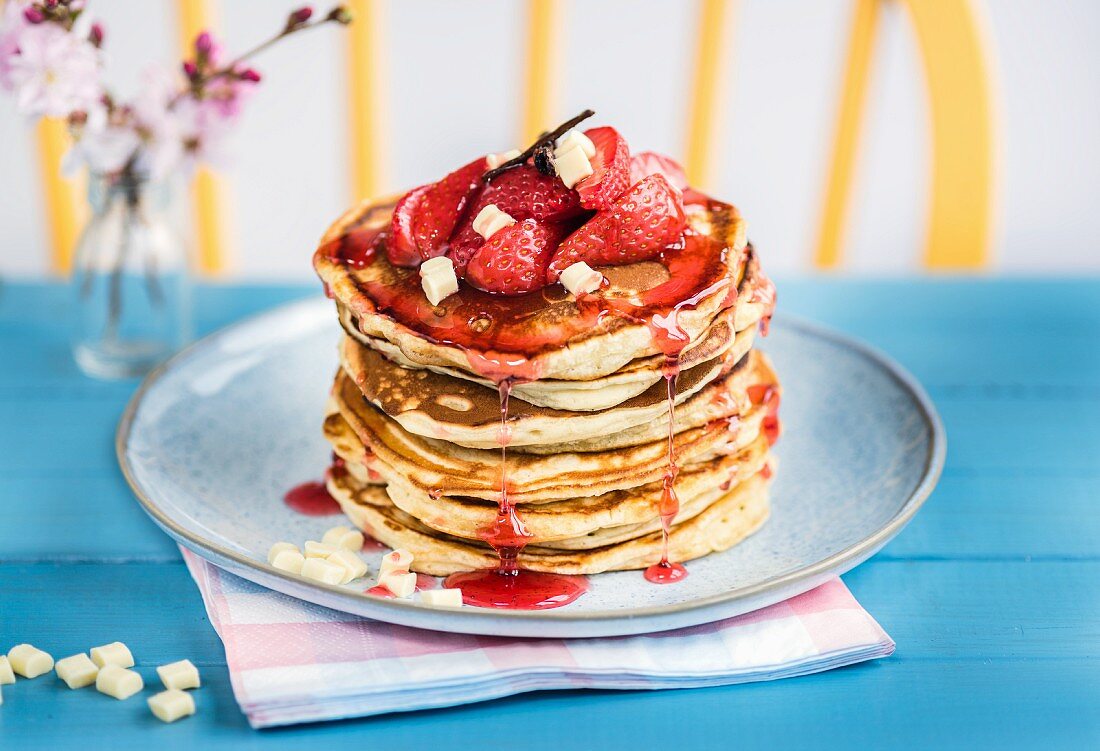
left=314, top=196, right=779, bottom=577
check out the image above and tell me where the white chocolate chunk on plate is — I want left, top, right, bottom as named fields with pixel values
left=420, top=589, right=463, bottom=607
left=95, top=664, right=143, bottom=700
left=328, top=549, right=368, bottom=583
left=55, top=653, right=99, bottom=689
left=486, top=148, right=521, bottom=169
left=553, top=146, right=594, bottom=188
left=157, top=659, right=201, bottom=691
left=304, top=540, right=339, bottom=558
left=419, top=257, right=459, bottom=306
left=555, top=129, right=596, bottom=158
left=301, top=557, right=345, bottom=585
left=90, top=641, right=134, bottom=669
left=322, top=525, right=364, bottom=551
left=271, top=549, right=305, bottom=574
left=379, top=549, right=414, bottom=578
left=559, top=261, right=604, bottom=295
left=8, top=644, right=54, bottom=678
left=0, top=655, right=14, bottom=684
left=148, top=689, right=196, bottom=723
left=267, top=541, right=299, bottom=564
left=472, top=204, right=517, bottom=240
left=380, top=571, right=417, bottom=598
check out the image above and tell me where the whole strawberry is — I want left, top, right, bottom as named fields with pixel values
left=575, top=126, right=631, bottom=210
left=546, top=174, right=687, bottom=282
left=466, top=219, right=565, bottom=296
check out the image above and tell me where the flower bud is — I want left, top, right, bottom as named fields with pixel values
left=24, top=6, right=45, bottom=23
left=195, top=30, right=214, bottom=56
left=239, top=68, right=262, bottom=83
left=326, top=6, right=353, bottom=24
left=290, top=6, right=314, bottom=24
left=46, top=0, right=60, bottom=8
left=89, top=23, right=105, bottom=48
left=182, top=60, right=199, bottom=79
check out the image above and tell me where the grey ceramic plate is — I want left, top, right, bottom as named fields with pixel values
left=118, top=297, right=944, bottom=638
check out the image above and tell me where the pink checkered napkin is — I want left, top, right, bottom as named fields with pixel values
left=182, top=549, right=893, bottom=728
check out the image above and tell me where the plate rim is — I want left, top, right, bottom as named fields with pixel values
left=116, top=296, right=946, bottom=632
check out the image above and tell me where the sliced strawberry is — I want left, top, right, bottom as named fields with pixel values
left=446, top=222, right=484, bottom=277
left=478, top=164, right=584, bottom=222
left=409, top=157, right=487, bottom=260
left=630, top=151, right=689, bottom=191
left=466, top=219, right=565, bottom=296
left=546, top=174, right=687, bottom=282
left=387, top=183, right=432, bottom=267
left=575, top=126, right=630, bottom=210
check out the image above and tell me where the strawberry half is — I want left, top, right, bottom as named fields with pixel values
left=387, top=183, right=432, bottom=267
left=466, top=219, right=565, bottom=296
left=408, top=157, right=487, bottom=261
left=630, top=151, right=689, bottom=191
left=575, top=126, right=630, bottom=210
left=477, top=164, right=584, bottom=222
left=446, top=222, right=484, bottom=277
left=546, top=174, right=687, bottom=282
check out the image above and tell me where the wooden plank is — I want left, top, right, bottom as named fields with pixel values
left=0, top=561, right=1095, bottom=748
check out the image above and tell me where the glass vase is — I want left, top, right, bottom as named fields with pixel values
left=71, top=172, right=191, bottom=379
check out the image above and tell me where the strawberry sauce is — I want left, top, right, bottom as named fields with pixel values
left=283, top=481, right=341, bottom=516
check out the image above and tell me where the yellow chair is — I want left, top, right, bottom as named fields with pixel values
left=35, top=0, right=995, bottom=275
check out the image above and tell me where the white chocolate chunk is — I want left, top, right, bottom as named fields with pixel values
left=420, top=589, right=463, bottom=607
left=0, top=655, right=14, bottom=684
left=486, top=148, right=521, bottom=169
left=304, top=540, right=339, bottom=558
left=419, top=257, right=459, bottom=306
left=322, top=525, right=365, bottom=551
left=271, top=549, right=305, bottom=574
left=301, top=557, right=345, bottom=585
left=555, top=129, right=596, bottom=158
left=559, top=261, right=604, bottom=295
left=8, top=644, right=54, bottom=678
left=95, top=664, right=143, bottom=700
left=471, top=204, right=517, bottom=240
left=148, top=689, right=196, bottom=723
left=380, top=570, right=417, bottom=599
left=90, top=641, right=134, bottom=669
left=156, top=659, right=201, bottom=691
left=327, top=549, right=369, bottom=584
left=553, top=145, right=594, bottom=188
left=267, top=541, right=299, bottom=564
left=379, top=549, right=414, bottom=578
left=55, top=653, right=99, bottom=689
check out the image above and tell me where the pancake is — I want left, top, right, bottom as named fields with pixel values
left=376, top=435, right=769, bottom=543
left=328, top=468, right=772, bottom=576
left=338, top=333, right=777, bottom=450
left=338, top=303, right=758, bottom=412
left=328, top=351, right=776, bottom=503
left=314, top=195, right=762, bottom=383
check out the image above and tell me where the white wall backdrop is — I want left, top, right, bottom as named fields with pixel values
left=0, top=0, right=1097, bottom=280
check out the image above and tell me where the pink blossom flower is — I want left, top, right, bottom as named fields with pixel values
left=131, top=66, right=184, bottom=180
left=6, top=21, right=101, bottom=117
left=0, top=1, right=32, bottom=89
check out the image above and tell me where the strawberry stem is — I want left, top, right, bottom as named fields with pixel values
left=482, top=109, right=595, bottom=181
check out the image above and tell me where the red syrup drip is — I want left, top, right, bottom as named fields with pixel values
left=748, top=384, right=782, bottom=447
left=443, top=378, right=588, bottom=610
left=443, top=569, right=589, bottom=610
left=283, top=481, right=341, bottom=516
left=751, top=267, right=777, bottom=337
left=284, top=456, right=347, bottom=516
left=759, top=464, right=773, bottom=480
left=643, top=354, right=690, bottom=585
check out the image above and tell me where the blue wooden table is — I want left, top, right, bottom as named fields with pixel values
left=1, top=279, right=1097, bottom=749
